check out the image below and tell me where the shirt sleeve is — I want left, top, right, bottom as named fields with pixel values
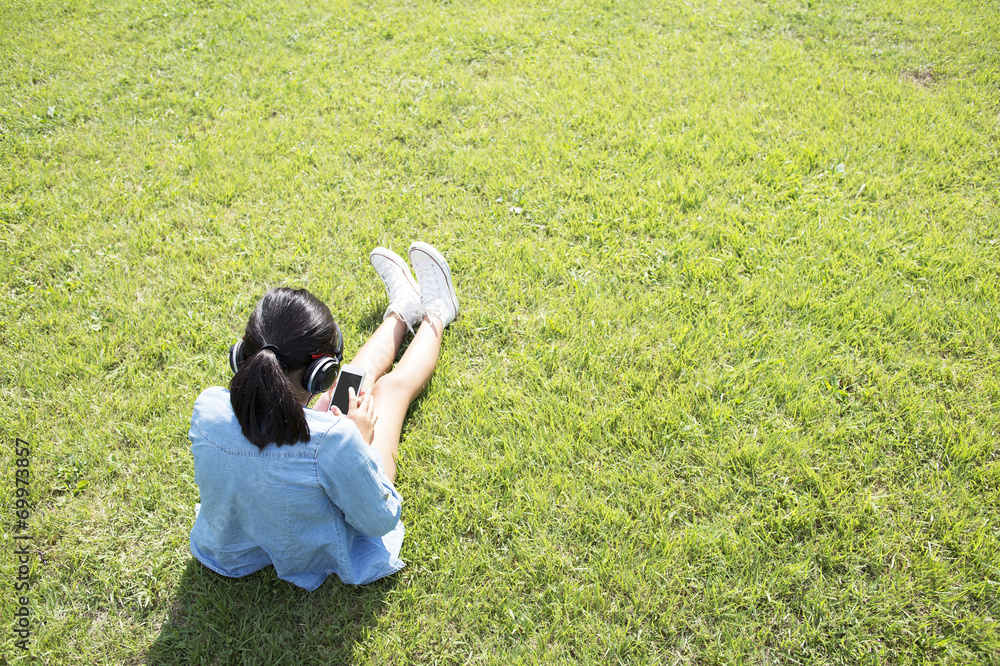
left=316, top=422, right=402, bottom=538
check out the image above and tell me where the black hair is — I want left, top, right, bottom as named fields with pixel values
left=230, top=288, right=340, bottom=449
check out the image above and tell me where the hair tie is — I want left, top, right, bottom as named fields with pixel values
left=259, top=344, right=280, bottom=355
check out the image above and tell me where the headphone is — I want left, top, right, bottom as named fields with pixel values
left=228, top=322, right=343, bottom=395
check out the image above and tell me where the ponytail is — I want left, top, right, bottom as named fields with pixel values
left=229, top=288, right=340, bottom=449
left=230, top=348, right=310, bottom=448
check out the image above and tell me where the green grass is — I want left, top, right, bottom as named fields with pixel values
left=2, top=0, right=999, bottom=662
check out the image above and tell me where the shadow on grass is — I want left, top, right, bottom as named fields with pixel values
left=146, top=559, right=397, bottom=665
left=356, top=309, right=385, bottom=338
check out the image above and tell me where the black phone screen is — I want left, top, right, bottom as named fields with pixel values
left=330, top=370, right=364, bottom=414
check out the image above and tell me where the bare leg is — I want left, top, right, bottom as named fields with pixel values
left=348, top=316, right=409, bottom=394
left=368, top=315, right=444, bottom=483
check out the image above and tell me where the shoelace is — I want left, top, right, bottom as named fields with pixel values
left=381, top=263, right=418, bottom=300
left=415, top=265, right=449, bottom=314
left=414, top=265, right=441, bottom=294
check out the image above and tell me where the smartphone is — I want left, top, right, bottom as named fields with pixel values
left=329, top=365, right=367, bottom=415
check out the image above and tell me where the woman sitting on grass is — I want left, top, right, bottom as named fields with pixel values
left=187, top=242, right=458, bottom=590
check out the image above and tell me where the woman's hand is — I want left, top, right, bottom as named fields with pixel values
left=332, top=387, right=378, bottom=444
left=313, top=387, right=334, bottom=412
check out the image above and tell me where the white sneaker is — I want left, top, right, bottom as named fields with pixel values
left=408, top=241, right=458, bottom=327
left=369, top=247, right=423, bottom=331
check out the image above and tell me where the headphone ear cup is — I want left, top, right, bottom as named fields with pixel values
left=229, top=340, right=245, bottom=374
left=302, top=356, right=340, bottom=395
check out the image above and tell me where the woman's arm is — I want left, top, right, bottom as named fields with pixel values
left=317, top=425, right=402, bottom=538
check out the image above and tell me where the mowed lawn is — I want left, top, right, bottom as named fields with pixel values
left=1, top=0, right=998, bottom=662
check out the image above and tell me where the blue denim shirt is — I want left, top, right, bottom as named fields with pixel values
left=188, top=387, right=404, bottom=590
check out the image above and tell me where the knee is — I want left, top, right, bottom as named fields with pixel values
left=372, top=372, right=412, bottom=401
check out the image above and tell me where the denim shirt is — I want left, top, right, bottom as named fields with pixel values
left=188, top=386, right=404, bottom=590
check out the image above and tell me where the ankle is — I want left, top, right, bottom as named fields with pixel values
left=420, top=314, right=445, bottom=332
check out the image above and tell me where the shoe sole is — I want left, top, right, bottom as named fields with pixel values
left=408, top=241, right=458, bottom=318
left=369, top=247, right=420, bottom=295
